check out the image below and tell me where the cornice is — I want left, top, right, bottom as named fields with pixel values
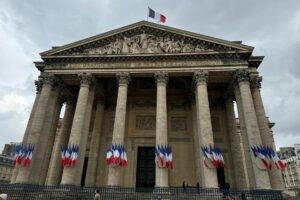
left=248, top=56, right=264, bottom=69
left=41, top=51, right=252, bottom=64
left=34, top=61, right=46, bottom=72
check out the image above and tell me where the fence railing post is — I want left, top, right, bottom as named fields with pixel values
left=0, top=183, right=283, bottom=199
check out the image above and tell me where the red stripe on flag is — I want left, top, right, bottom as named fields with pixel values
left=160, top=14, right=166, bottom=23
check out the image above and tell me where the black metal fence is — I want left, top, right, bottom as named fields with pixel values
left=0, top=183, right=283, bottom=200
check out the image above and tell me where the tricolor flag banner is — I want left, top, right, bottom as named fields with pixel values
left=155, top=145, right=173, bottom=169
left=251, top=145, right=286, bottom=171
left=13, top=144, right=34, bottom=167
left=61, top=144, right=79, bottom=167
left=148, top=7, right=166, bottom=23
left=201, top=145, right=225, bottom=169
left=270, top=149, right=287, bottom=171
left=106, top=144, right=128, bottom=168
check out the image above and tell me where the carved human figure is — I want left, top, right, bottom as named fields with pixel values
left=157, top=37, right=165, bottom=52
left=140, top=33, right=149, bottom=49
left=182, top=43, right=194, bottom=53
left=195, top=44, right=204, bottom=52
left=147, top=38, right=160, bottom=53
left=172, top=40, right=181, bottom=53
left=131, top=41, right=141, bottom=54
left=121, top=37, right=131, bottom=53
left=164, top=37, right=173, bottom=53
left=113, top=38, right=123, bottom=54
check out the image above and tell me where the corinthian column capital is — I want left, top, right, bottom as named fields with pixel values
left=78, top=73, right=94, bottom=86
left=233, top=69, right=250, bottom=84
left=40, top=72, right=58, bottom=86
left=154, top=71, right=168, bottom=85
left=116, top=72, right=131, bottom=86
left=34, top=78, right=43, bottom=94
left=193, top=70, right=208, bottom=85
left=250, top=76, right=262, bottom=89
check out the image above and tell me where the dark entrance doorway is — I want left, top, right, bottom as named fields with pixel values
left=136, top=147, right=155, bottom=188
left=80, top=157, right=88, bottom=186
left=217, top=167, right=226, bottom=188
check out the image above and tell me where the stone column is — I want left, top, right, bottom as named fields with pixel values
left=46, top=100, right=75, bottom=186
left=154, top=72, right=169, bottom=187
left=11, top=79, right=43, bottom=183
left=191, top=100, right=202, bottom=185
left=250, top=76, right=284, bottom=189
left=39, top=93, right=63, bottom=185
left=193, top=70, right=218, bottom=188
left=233, top=69, right=271, bottom=189
left=107, top=72, right=130, bottom=186
left=29, top=84, right=62, bottom=185
left=85, top=96, right=105, bottom=187
left=225, top=95, right=249, bottom=189
left=16, top=73, right=58, bottom=184
left=61, top=73, right=95, bottom=186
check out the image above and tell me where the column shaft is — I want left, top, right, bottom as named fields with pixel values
left=16, top=73, right=57, bottom=184
left=39, top=97, right=63, bottom=185
left=225, top=97, right=249, bottom=189
left=29, top=87, right=60, bottom=184
left=11, top=80, right=42, bottom=183
left=85, top=99, right=104, bottom=187
left=250, top=76, right=284, bottom=189
left=234, top=70, right=271, bottom=189
left=76, top=87, right=95, bottom=185
left=107, top=72, right=130, bottom=186
left=46, top=101, right=75, bottom=185
left=191, top=102, right=202, bottom=184
left=155, top=72, right=169, bottom=187
left=193, top=70, right=218, bottom=188
left=61, top=73, right=94, bottom=185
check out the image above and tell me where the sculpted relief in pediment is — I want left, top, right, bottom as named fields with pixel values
left=84, top=33, right=214, bottom=55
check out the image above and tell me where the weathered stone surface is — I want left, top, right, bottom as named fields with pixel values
left=46, top=101, right=75, bottom=186
left=85, top=99, right=105, bottom=187
left=107, top=73, right=130, bottom=186
left=10, top=79, right=42, bottom=184
left=234, top=70, right=271, bottom=189
left=60, top=74, right=94, bottom=185
left=250, top=76, right=284, bottom=189
left=225, top=97, right=249, bottom=189
left=155, top=71, right=169, bottom=187
left=16, top=73, right=58, bottom=184
left=193, top=70, right=218, bottom=188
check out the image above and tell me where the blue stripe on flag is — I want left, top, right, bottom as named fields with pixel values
left=148, top=7, right=155, bottom=19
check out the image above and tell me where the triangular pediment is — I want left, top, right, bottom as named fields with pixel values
left=41, top=21, right=253, bottom=57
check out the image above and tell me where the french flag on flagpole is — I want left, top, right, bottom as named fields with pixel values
left=148, top=7, right=166, bottom=23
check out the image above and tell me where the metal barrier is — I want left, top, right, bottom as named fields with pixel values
left=0, top=183, right=283, bottom=199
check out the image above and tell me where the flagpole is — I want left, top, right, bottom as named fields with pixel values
left=147, top=6, right=149, bottom=21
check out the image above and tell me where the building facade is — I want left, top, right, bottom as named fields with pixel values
left=279, top=145, right=300, bottom=190
left=0, top=155, right=13, bottom=183
left=1, top=143, right=19, bottom=158
left=10, top=21, right=283, bottom=189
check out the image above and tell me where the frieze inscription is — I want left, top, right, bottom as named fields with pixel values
left=171, top=117, right=187, bottom=132
left=135, top=115, right=156, bottom=130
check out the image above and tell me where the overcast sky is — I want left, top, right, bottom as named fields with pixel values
left=0, top=0, right=300, bottom=151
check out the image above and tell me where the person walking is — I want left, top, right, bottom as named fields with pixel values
left=0, top=193, right=7, bottom=200
left=94, top=189, right=100, bottom=200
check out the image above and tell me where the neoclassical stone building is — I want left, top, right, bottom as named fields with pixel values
left=10, top=21, right=283, bottom=189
